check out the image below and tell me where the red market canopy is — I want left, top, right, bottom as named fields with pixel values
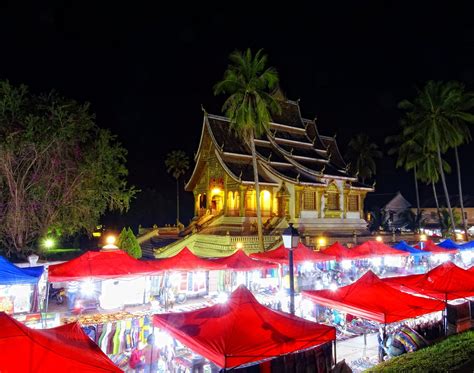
left=48, top=249, right=157, bottom=282
left=211, top=249, right=278, bottom=271
left=351, top=240, right=410, bottom=258
left=0, top=313, right=120, bottom=372
left=250, top=242, right=335, bottom=265
left=414, top=240, right=458, bottom=253
left=383, top=262, right=474, bottom=301
left=302, top=271, right=444, bottom=324
left=149, top=247, right=225, bottom=272
left=153, top=285, right=335, bottom=369
left=322, top=242, right=362, bottom=261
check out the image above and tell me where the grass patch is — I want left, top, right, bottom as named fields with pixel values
left=42, top=248, right=82, bottom=261
left=366, top=330, right=474, bottom=372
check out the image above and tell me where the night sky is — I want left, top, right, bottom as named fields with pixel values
left=1, top=2, right=474, bottom=228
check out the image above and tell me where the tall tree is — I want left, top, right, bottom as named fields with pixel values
left=214, top=49, right=281, bottom=251
left=417, top=149, right=451, bottom=230
left=386, top=117, right=423, bottom=216
left=0, top=81, right=137, bottom=257
left=345, top=134, right=382, bottom=184
left=447, top=82, right=474, bottom=239
left=399, top=81, right=466, bottom=235
left=165, top=150, right=189, bottom=226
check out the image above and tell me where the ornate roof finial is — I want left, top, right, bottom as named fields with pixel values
left=372, top=180, right=377, bottom=188
left=333, top=133, right=337, bottom=139
left=296, top=173, right=300, bottom=182
left=290, top=148, right=294, bottom=155
left=201, top=104, right=207, bottom=114
left=327, top=152, right=332, bottom=161
left=239, top=170, right=243, bottom=181
left=321, top=165, right=326, bottom=174
left=267, top=153, right=272, bottom=162
left=221, top=142, right=225, bottom=151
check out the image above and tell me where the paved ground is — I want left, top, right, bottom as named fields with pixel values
left=337, top=333, right=379, bottom=372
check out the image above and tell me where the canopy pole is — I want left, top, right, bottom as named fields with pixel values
left=43, top=281, right=50, bottom=328
left=333, top=339, right=337, bottom=365
left=444, top=294, right=448, bottom=336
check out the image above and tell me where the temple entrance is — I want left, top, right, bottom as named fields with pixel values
left=210, top=189, right=223, bottom=215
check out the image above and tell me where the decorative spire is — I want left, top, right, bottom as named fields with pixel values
left=201, top=104, right=207, bottom=115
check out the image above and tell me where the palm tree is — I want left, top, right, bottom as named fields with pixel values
left=386, top=117, right=422, bottom=216
left=446, top=82, right=474, bottom=239
left=417, top=149, right=451, bottom=230
left=345, top=134, right=382, bottom=184
left=165, top=150, right=189, bottom=225
left=399, top=81, right=466, bottom=235
left=214, top=48, right=281, bottom=251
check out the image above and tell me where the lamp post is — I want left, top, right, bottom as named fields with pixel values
left=282, top=223, right=299, bottom=315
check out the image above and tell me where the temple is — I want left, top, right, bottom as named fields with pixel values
left=185, top=100, right=373, bottom=239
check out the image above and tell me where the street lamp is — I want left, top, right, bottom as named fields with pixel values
left=282, top=223, right=299, bottom=315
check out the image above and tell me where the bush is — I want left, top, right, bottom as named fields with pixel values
left=367, top=331, right=474, bottom=372
left=117, top=227, right=142, bottom=259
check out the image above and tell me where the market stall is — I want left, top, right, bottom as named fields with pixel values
left=437, top=239, right=460, bottom=249
left=153, top=285, right=336, bottom=370
left=0, top=312, right=120, bottom=372
left=48, top=249, right=159, bottom=312
left=0, top=256, right=44, bottom=314
left=383, top=262, right=474, bottom=301
left=251, top=242, right=336, bottom=264
left=148, top=247, right=226, bottom=308
left=303, top=271, right=445, bottom=324
left=210, top=249, right=278, bottom=293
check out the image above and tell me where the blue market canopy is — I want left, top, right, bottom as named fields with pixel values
left=437, top=239, right=460, bottom=249
left=0, top=256, right=43, bottom=285
left=392, top=241, right=431, bottom=256
left=460, top=241, right=474, bottom=250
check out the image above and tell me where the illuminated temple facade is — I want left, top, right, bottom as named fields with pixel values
left=185, top=100, right=373, bottom=236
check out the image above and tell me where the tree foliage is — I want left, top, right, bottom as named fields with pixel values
left=0, top=81, right=137, bottom=257
left=117, top=227, right=142, bottom=259
left=214, top=48, right=281, bottom=250
left=345, top=134, right=382, bottom=184
left=165, top=150, right=189, bottom=225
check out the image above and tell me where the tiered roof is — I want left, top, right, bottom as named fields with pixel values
left=185, top=100, right=372, bottom=191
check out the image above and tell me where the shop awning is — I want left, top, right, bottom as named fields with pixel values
left=383, top=262, right=474, bottom=301
left=437, top=239, right=460, bottom=249
left=250, top=242, right=335, bottom=264
left=460, top=241, right=474, bottom=250
left=153, top=285, right=335, bottom=369
left=392, top=241, right=431, bottom=256
left=321, top=242, right=365, bottom=261
left=210, top=249, right=278, bottom=270
left=350, top=241, right=410, bottom=258
left=0, top=256, right=44, bottom=285
left=303, top=271, right=444, bottom=324
left=48, top=249, right=157, bottom=282
left=0, top=312, right=120, bottom=372
left=149, top=247, right=225, bottom=271
left=414, top=240, right=458, bottom=253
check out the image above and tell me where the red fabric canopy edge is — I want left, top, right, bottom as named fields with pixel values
left=303, top=271, right=445, bottom=324
left=153, top=285, right=335, bottom=368
left=0, top=312, right=121, bottom=372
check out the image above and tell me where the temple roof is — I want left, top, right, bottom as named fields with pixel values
left=185, top=100, right=373, bottom=191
